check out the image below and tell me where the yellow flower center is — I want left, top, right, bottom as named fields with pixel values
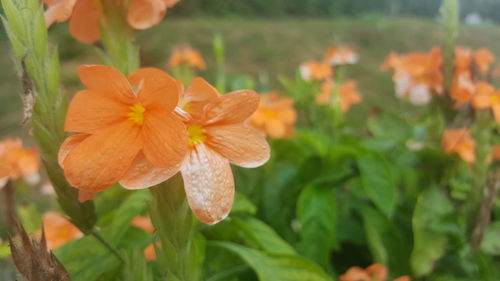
left=265, top=109, right=276, bottom=118
left=187, top=125, right=206, bottom=146
left=492, top=95, right=499, bottom=104
left=128, top=103, right=146, bottom=125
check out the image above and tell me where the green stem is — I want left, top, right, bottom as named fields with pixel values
left=148, top=173, right=202, bottom=281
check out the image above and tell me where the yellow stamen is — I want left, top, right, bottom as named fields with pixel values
left=265, top=109, right=276, bottom=118
left=128, top=103, right=146, bottom=125
left=492, top=95, right=499, bottom=104
left=187, top=125, right=206, bottom=146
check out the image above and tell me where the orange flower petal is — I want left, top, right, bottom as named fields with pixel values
left=206, top=124, right=269, bottom=168
left=58, top=134, right=89, bottom=168
left=44, top=0, right=77, bottom=27
left=204, top=90, right=260, bottom=125
left=63, top=122, right=142, bottom=192
left=142, top=112, right=187, bottom=168
left=163, top=0, right=180, bottom=8
left=472, top=94, right=493, bottom=109
left=69, top=0, right=101, bottom=44
left=129, top=68, right=179, bottom=111
left=366, top=264, right=388, bottom=281
left=78, top=191, right=96, bottom=202
left=131, top=216, right=155, bottom=233
left=265, top=118, right=286, bottom=138
left=42, top=212, right=83, bottom=250
left=394, top=276, right=411, bottom=281
left=182, top=77, right=219, bottom=119
left=339, top=266, right=371, bottom=281
left=144, top=244, right=157, bottom=261
left=127, top=0, right=165, bottom=30
left=78, top=65, right=135, bottom=101
left=181, top=144, right=234, bottom=225
left=120, top=152, right=180, bottom=189
left=64, top=90, right=128, bottom=134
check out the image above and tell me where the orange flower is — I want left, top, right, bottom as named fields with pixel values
left=472, top=84, right=500, bottom=123
left=300, top=60, right=333, bottom=81
left=393, top=277, right=411, bottom=281
left=0, top=138, right=39, bottom=188
left=339, top=266, right=371, bottom=281
left=42, top=212, right=83, bottom=250
left=324, top=46, right=358, bottom=66
left=131, top=216, right=154, bottom=233
left=44, top=0, right=180, bottom=43
left=441, top=128, right=476, bottom=163
left=144, top=244, right=157, bottom=261
left=168, top=46, right=206, bottom=70
left=178, top=78, right=270, bottom=224
left=454, top=47, right=473, bottom=75
left=251, top=92, right=297, bottom=139
left=473, top=48, right=495, bottom=73
left=450, top=73, right=475, bottom=107
left=366, top=264, right=388, bottom=281
left=316, top=80, right=362, bottom=113
left=492, top=145, right=500, bottom=161
left=58, top=65, right=187, bottom=194
left=382, top=48, right=443, bottom=105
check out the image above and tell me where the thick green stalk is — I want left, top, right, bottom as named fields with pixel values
left=148, top=174, right=202, bottom=281
left=1, top=0, right=96, bottom=232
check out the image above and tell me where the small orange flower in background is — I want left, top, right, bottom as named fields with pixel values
left=316, top=79, right=362, bottom=113
left=324, top=46, right=358, bottom=66
left=441, top=128, right=476, bottom=164
left=131, top=216, right=157, bottom=260
left=472, top=84, right=500, bottom=123
left=168, top=46, right=206, bottom=70
left=492, top=145, right=500, bottom=161
left=0, top=138, right=39, bottom=188
left=44, top=0, right=181, bottom=43
left=340, top=264, right=410, bottom=281
left=382, top=48, right=443, bottom=105
left=300, top=60, right=333, bottom=81
left=251, top=92, right=297, bottom=139
left=473, top=48, right=495, bottom=73
left=178, top=78, right=270, bottom=224
left=42, top=212, right=83, bottom=250
left=58, top=65, right=187, bottom=196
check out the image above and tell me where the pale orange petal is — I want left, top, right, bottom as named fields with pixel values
left=206, top=124, right=270, bottom=168
left=62, top=122, right=142, bottom=192
left=78, top=191, right=96, bottom=202
left=339, top=267, right=371, bottom=281
left=265, top=118, right=286, bottom=138
left=181, top=144, right=234, bottom=225
left=58, top=134, right=89, bottom=168
left=183, top=77, right=219, bottom=119
left=78, top=65, right=135, bottom=101
left=44, top=0, right=77, bottom=27
left=64, top=90, right=128, bottom=134
left=204, top=90, right=260, bottom=125
left=131, top=216, right=154, bottom=233
left=394, top=276, right=411, bottom=281
left=120, top=152, right=180, bottom=189
left=366, top=264, right=388, bottom=281
left=142, top=112, right=187, bottom=168
left=129, top=68, right=179, bottom=111
left=163, top=0, right=180, bottom=8
left=127, top=0, right=165, bottom=30
left=472, top=94, right=493, bottom=109
left=144, top=244, right=157, bottom=261
left=69, top=0, right=101, bottom=43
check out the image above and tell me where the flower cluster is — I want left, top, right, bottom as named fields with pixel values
left=381, top=48, right=443, bottom=105
left=340, top=264, right=410, bottom=281
left=0, top=138, right=39, bottom=188
left=168, top=46, right=206, bottom=70
left=43, top=0, right=181, bottom=43
left=251, top=92, right=297, bottom=139
left=58, top=65, right=270, bottom=225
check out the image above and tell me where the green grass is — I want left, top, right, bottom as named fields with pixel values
left=2, top=17, right=500, bottom=135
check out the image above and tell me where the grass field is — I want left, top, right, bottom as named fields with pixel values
left=2, top=17, right=500, bottom=136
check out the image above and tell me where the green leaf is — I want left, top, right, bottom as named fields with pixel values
left=232, top=192, right=257, bottom=215
left=411, top=187, right=453, bottom=277
left=356, top=152, right=396, bottom=217
left=232, top=216, right=296, bottom=255
left=361, top=206, right=388, bottom=264
left=481, top=222, right=500, bottom=255
left=296, top=185, right=336, bottom=271
left=212, top=242, right=332, bottom=281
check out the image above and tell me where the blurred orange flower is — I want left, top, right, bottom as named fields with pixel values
left=382, top=48, right=443, bottom=105
left=179, top=78, right=270, bottom=224
left=251, top=92, right=297, bottom=139
left=442, top=128, right=476, bottom=164
left=132, top=216, right=154, bottom=233
left=340, top=264, right=410, bottom=281
left=44, top=0, right=180, bottom=43
left=492, top=145, right=500, bottom=161
left=0, top=138, right=39, bottom=188
left=42, top=212, right=83, bottom=250
left=450, top=73, right=475, bottom=107
left=58, top=66, right=187, bottom=194
left=472, top=84, right=500, bottom=123
left=168, top=46, right=206, bottom=70
left=324, top=46, right=358, bottom=66
left=300, top=60, right=333, bottom=81
left=316, top=80, right=362, bottom=113
left=473, top=48, right=495, bottom=73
